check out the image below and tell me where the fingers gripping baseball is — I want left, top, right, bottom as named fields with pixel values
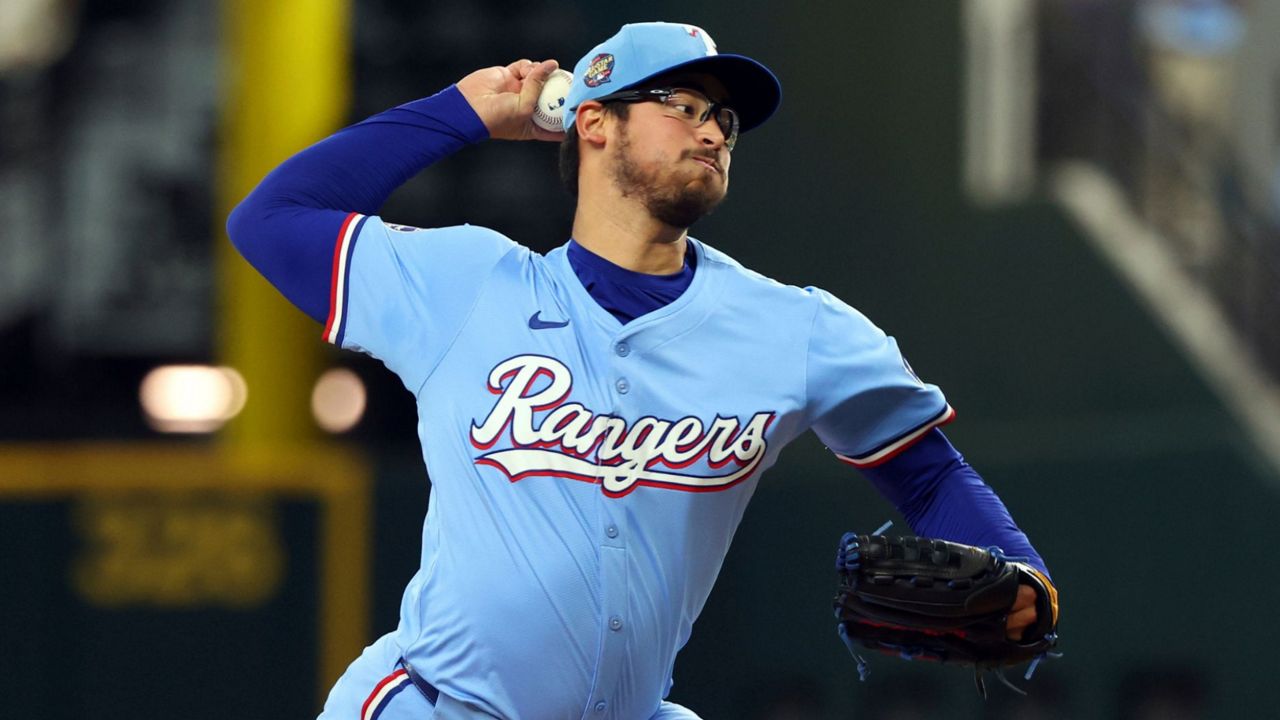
left=457, top=59, right=563, bottom=142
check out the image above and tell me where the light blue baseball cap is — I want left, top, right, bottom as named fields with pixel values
left=563, top=22, right=782, bottom=134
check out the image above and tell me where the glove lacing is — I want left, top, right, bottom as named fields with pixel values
left=834, top=521, right=895, bottom=681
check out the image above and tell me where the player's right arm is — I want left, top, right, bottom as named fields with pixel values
left=225, top=59, right=560, bottom=322
left=225, top=60, right=558, bottom=383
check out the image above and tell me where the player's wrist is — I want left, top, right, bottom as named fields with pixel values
left=1011, top=562, right=1059, bottom=637
left=372, top=85, right=490, bottom=146
left=428, top=85, right=491, bottom=143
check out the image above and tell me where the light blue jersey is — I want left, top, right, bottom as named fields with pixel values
left=323, top=214, right=952, bottom=719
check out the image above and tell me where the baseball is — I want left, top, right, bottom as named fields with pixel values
left=533, top=68, right=573, bottom=133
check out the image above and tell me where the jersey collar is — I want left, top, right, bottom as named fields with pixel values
left=547, top=237, right=726, bottom=349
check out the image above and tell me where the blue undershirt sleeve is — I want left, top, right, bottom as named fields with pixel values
left=860, top=428, right=1051, bottom=579
left=225, top=85, right=489, bottom=322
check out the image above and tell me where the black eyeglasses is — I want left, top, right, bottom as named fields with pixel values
left=596, top=87, right=740, bottom=151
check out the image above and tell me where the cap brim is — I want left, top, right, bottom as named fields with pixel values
left=621, top=54, right=781, bottom=133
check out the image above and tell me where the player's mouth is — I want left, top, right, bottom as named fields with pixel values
left=691, top=156, right=721, bottom=174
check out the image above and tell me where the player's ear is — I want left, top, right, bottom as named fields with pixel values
left=575, top=102, right=609, bottom=148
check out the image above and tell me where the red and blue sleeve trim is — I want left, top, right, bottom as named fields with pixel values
left=835, top=404, right=956, bottom=468
left=361, top=668, right=413, bottom=720
left=322, top=212, right=368, bottom=346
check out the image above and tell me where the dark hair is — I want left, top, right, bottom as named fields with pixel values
left=558, top=102, right=629, bottom=198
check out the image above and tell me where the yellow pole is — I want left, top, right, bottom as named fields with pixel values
left=217, top=0, right=368, bottom=705
left=216, top=0, right=352, bottom=455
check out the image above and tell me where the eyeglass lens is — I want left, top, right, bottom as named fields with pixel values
left=664, top=90, right=739, bottom=149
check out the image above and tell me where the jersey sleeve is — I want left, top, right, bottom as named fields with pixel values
left=805, top=288, right=955, bottom=467
left=324, top=214, right=518, bottom=391
left=226, top=85, right=490, bottom=325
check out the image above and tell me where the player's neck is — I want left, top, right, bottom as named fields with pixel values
left=571, top=195, right=688, bottom=275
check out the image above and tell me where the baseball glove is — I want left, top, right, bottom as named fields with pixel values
left=833, top=528, right=1059, bottom=697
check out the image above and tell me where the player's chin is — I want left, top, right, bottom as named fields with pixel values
left=680, top=172, right=727, bottom=200
left=696, top=181, right=728, bottom=207
left=650, top=189, right=724, bottom=228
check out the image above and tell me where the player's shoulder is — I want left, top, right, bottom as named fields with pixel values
left=695, top=238, right=854, bottom=315
left=370, top=217, right=518, bottom=245
left=362, top=217, right=534, bottom=264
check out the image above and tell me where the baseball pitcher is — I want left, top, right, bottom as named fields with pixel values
left=228, top=21, right=1058, bottom=720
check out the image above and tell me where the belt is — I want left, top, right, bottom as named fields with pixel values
left=397, top=657, right=440, bottom=705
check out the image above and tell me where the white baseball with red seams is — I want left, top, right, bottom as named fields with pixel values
left=533, top=68, right=573, bottom=132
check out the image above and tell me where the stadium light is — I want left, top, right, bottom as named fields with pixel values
left=139, top=365, right=248, bottom=433
left=311, top=368, right=366, bottom=433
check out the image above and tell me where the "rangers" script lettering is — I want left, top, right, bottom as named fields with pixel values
left=470, top=355, right=775, bottom=497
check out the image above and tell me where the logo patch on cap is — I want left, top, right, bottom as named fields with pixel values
left=583, top=53, right=615, bottom=88
left=681, top=24, right=717, bottom=55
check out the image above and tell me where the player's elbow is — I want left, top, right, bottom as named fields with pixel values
left=225, top=189, right=281, bottom=270
left=225, top=196, right=256, bottom=258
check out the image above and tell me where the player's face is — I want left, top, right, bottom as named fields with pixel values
left=607, top=75, right=734, bottom=230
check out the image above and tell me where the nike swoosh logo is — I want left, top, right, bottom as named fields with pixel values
left=528, top=312, right=570, bottom=330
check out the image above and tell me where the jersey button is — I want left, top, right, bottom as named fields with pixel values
left=615, top=342, right=630, bottom=357
left=615, top=378, right=629, bottom=394
left=594, top=701, right=607, bottom=713
left=609, top=616, right=623, bottom=631
left=605, top=525, right=619, bottom=539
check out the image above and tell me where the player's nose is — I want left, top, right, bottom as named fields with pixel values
left=696, top=121, right=727, bottom=151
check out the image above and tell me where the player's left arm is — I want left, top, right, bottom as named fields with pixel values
left=859, top=429, right=1059, bottom=641
left=803, top=288, right=1056, bottom=641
